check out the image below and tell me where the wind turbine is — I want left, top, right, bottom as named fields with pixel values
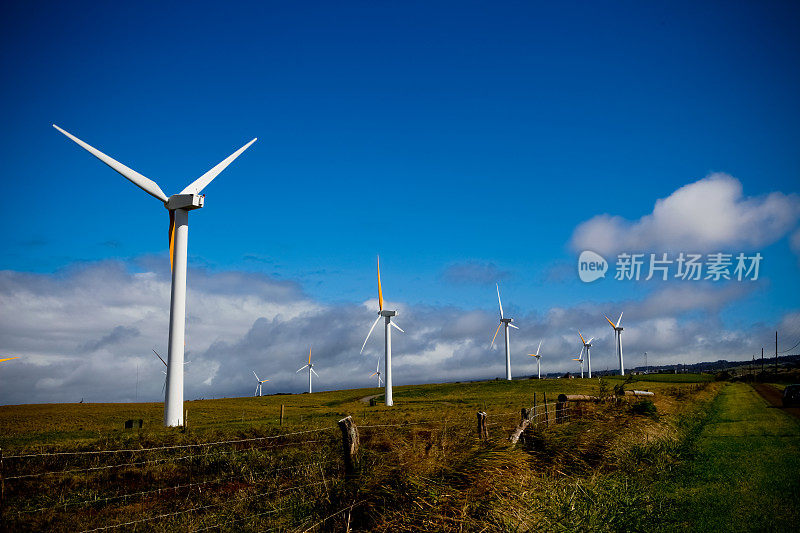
left=528, top=341, right=543, bottom=379
left=604, top=312, right=625, bottom=376
left=369, top=357, right=383, bottom=387
left=252, top=371, right=269, bottom=397
left=490, top=283, right=518, bottom=380
left=360, top=256, right=403, bottom=407
left=153, top=349, right=189, bottom=396
left=55, top=125, right=256, bottom=426
left=572, top=349, right=585, bottom=379
left=578, top=331, right=594, bottom=378
left=296, top=347, right=318, bottom=394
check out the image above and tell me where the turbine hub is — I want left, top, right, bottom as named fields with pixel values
left=166, top=193, right=204, bottom=211
left=380, top=310, right=397, bottom=317
left=501, top=318, right=513, bottom=324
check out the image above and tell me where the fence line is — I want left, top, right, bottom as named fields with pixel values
left=17, top=458, right=340, bottom=514
left=6, top=439, right=330, bottom=481
left=5, top=426, right=335, bottom=460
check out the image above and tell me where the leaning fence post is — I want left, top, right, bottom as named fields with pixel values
left=509, top=408, right=533, bottom=444
left=476, top=411, right=488, bottom=440
left=543, top=392, right=550, bottom=427
left=338, top=416, right=360, bottom=477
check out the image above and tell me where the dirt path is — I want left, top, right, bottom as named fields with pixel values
left=359, top=394, right=381, bottom=404
left=752, top=383, right=800, bottom=419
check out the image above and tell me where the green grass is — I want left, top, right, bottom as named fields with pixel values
left=658, top=382, right=800, bottom=532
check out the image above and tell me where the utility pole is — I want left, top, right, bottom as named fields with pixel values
left=775, top=331, right=779, bottom=374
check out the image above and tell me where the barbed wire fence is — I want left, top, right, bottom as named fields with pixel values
left=0, top=395, right=614, bottom=531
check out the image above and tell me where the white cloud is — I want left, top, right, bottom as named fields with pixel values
left=571, top=173, right=800, bottom=255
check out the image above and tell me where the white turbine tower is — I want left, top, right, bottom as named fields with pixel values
left=153, top=349, right=189, bottom=396
left=296, top=347, right=318, bottom=394
left=252, top=371, right=269, bottom=397
left=55, top=125, right=256, bottom=426
left=573, top=349, right=585, bottom=379
left=490, top=283, right=518, bottom=380
left=528, top=340, right=543, bottom=379
left=604, top=312, right=625, bottom=376
left=360, top=256, right=403, bottom=407
left=578, top=331, right=594, bottom=378
left=369, top=357, right=383, bottom=387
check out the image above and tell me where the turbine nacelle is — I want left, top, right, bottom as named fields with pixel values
left=380, top=310, right=397, bottom=317
left=165, top=194, right=204, bottom=211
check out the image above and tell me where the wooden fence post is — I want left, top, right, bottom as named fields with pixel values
left=338, top=416, right=360, bottom=477
left=476, top=411, right=488, bottom=440
left=280, top=404, right=285, bottom=426
left=509, top=408, right=533, bottom=444
left=543, top=392, right=550, bottom=427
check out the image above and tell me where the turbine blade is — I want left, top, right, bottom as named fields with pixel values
left=490, top=323, right=502, bottom=348
left=296, top=365, right=309, bottom=373
left=162, top=378, right=166, bottom=395
left=391, top=321, right=404, bottom=333
left=587, top=337, right=594, bottom=344
left=370, top=372, right=377, bottom=377
left=152, top=349, right=167, bottom=367
left=377, top=255, right=384, bottom=311
left=578, top=330, right=586, bottom=344
left=604, top=314, right=616, bottom=328
left=311, top=368, right=319, bottom=378
left=360, top=315, right=382, bottom=354
left=537, top=339, right=542, bottom=356
left=261, top=379, right=269, bottom=383
left=180, top=138, right=257, bottom=195
left=53, top=125, right=169, bottom=202
left=253, top=370, right=259, bottom=381
left=496, top=283, right=504, bottom=318
left=309, top=346, right=312, bottom=365
left=0, top=357, right=19, bottom=363
left=616, top=312, right=624, bottom=328
left=509, top=323, right=519, bottom=330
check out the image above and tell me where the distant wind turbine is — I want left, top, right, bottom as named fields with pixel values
left=528, top=340, right=543, bottom=379
left=296, top=346, right=318, bottom=394
left=252, top=371, right=269, bottom=397
left=369, top=357, right=383, bottom=387
left=578, top=331, right=594, bottom=378
left=490, top=283, right=518, bottom=380
left=56, top=125, right=256, bottom=426
left=360, top=256, right=404, bottom=407
left=604, top=312, right=625, bottom=375
left=572, top=349, right=585, bottom=379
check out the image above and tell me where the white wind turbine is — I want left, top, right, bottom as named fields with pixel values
left=252, top=371, right=269, bottom=397
left=604, top=312, right=625, bottom=376
left=296, top=347, right=318, bottom=394
left=369, top=357, right=383, bottom=388
left=490, top=283, right=518, bottom=380
left=528, top=340, right=543, bottom=379
left=572, top=349, right=585, bottom=379
left=578, top=331, right=594, bottom=378
left=360, top=256, right=403, bottom=407
left=55, top=125, right=256, bottom=426
left=153, top=349, right=189, bottom=396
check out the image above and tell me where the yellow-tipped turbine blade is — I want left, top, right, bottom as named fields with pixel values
left=579, top=330, right=586, bottom=344
left=308, top=346, right=312, bottom=365
left=0, top=357, right=20, bottom=363
left=168, top=211, right=175, bottom=272
left=377, top=255, right=384, bottom=311
left=490, top=323, right=502, bottom=347
left=604, top=314, right=616, bottom=328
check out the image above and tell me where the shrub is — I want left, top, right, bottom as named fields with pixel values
left=631, top=400, right=657, bottom=418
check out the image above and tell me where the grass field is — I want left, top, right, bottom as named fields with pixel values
left=4, top=374, right=795, bottom=531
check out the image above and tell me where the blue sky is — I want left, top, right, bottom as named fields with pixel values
left=1, top=1, right=799, bottom=403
